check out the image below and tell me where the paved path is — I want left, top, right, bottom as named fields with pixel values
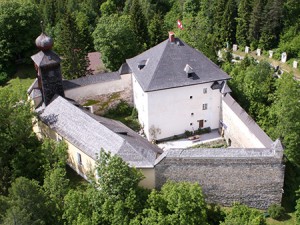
left=158, top=130, right=222, bottom=150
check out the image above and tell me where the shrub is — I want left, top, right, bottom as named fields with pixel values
left=184, top=130, right=193, bottom=137
left=267, top=204, right=285, bottom=220
left=0, top=71, right=8, bottom=86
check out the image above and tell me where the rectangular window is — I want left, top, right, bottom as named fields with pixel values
left=203, top=88, right=207, bottom=94
left=77, top=153, right=82, bottom=165
left=202, top=103, right=208, bottom=110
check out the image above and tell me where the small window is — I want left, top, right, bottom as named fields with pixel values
left=190, top=123, right=193, bottom=126
left=202, top=103, right=208, bottom=110
left=190, top=96, right=193, bottom=99
left=191, top=113, right=194, bottom=116
left=77, top=153, right=82, bottom=165
left=203, top=88, right=207, bottom=94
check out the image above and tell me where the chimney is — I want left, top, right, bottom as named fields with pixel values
left=169, top=31, right=175, bottom=43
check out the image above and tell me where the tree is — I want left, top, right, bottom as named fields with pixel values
left=41, top=139, right=68, bottom=171
left=148, top=13, right=166, bottom=47
left=249, top=0, right=265, bottom=49
left=242, top=61, right=274, bottom=123
left=0, top=2, right=40, bottom=73
left=0, top=80, right=44, bottom=194
left=129, top=0, right=149, bottom=49
left=236, top=0, right=252, bottom=47
left=0, top=177, right=51, bottom=224
left=93, top=14, right=140, bottom=71
left=259, top=0, right=284, bottom=49
left=54, top=13, right=90, bottom=79
left=213, top=0, right=226, bottom=49
left=268, top=74, right=300, bottom=164
left=220, top=203, right=266, bottom=225
left=96, top=149, right=144, bottom=200
left=220, top=0, right=237, bottom=46
left=133, top=181, right=208, bottom=225
left=43, top=167, right=70, bottom=223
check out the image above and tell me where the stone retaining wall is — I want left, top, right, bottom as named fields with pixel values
left=155, top=146, right=284, bottom=209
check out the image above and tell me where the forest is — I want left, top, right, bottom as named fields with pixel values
left=0, top=0, right=300, bottom=224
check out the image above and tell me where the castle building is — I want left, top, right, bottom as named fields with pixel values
left=28, top=32, right=285, bottom=209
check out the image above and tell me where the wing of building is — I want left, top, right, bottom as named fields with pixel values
left=125, top=32, right=231, bottom=141
left=28, top=31, right=284, bottom=209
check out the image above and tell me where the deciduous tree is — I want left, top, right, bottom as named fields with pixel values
left=93, top=14, right=140, bottom=71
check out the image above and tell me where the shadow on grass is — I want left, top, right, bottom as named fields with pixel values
left=276, top=213, right=292, bottom=221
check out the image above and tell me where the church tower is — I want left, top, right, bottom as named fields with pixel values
left=31, top=32, right=64, bottom=106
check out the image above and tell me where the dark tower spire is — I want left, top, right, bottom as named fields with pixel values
left=31, top=23, right=65, bottom=106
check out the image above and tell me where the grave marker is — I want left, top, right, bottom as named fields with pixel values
left=281, top=52, right=287, bottom=63
left=293, top=61, right=298, bottom=69
left=269, top=50, right=273, bottom=58
left=233, top=44, right=238, bottom=51
left=256, top=49, right=261, bottom=56
left=245, top=46, right=249, bottom=54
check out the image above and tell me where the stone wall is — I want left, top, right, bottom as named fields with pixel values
left=155, top=144, right=285, bottom=209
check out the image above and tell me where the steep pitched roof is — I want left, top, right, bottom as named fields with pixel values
left=38, top=96, right=162, bottom=168
left=126, top=38, right=230, bottom=92
left=31, top=50, right=61, bottom=67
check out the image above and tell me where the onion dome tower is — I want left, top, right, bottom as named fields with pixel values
left=31, top=23, right=64, bottom=106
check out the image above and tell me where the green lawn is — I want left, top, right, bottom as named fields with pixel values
left=1, top=64, right=35, bottom=91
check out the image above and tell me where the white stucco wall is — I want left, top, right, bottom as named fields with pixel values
left=132, top=75, right=149, bottom=136
left=133, top=79, right=223, bottom=140
left=222, top=95, right=272, bottom=148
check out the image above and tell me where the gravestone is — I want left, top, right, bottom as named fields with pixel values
left=281, top=52, right=287, bottom=63
left=256, top=49, right=261, bottom=56
left=217, top=50, right=222, bottom=58
left=269, top=50, right=273, bottom=58
left=293, top=61, right=298, bottom=69
left=233, top=44, right=238, bottom=51
left=245, top=46, right=249, bottom=54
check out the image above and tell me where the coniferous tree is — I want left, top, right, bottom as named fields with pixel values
left=129, top=0, right=149, bottom=49
left=55, top=13, right=90, bottom=79
left=148, top=13, right=166, bottom=47
left=221, top=0, right=238, bottom=46
left=249, top=0, right=265, bottom=49
left=259, top=0, right=284, bottom=49
left=213, top=0, right=227, bottom=49
left=236, top=0, right=252, bottom=47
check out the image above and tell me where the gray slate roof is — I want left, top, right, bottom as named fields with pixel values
left=38, top=95, right=161, bottom=168
left=126, top=38, right=230, bottom=92
left=63, top=72, right=120, bottom=90
left=31, top=50, right=61, bottom=67
left=223, top=94, right=273, bottom=148
left=155, top=145, right=283, bottom=165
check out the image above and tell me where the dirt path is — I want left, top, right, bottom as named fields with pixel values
left=233, top=50, right=300, bottom=79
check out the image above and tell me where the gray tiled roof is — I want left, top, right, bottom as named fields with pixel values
left=223, top=94, right=273, bottom=148
left=126, top=38, right=230, bottom=92
left=38, top=96, right=161, bottom=168
left=63, top=72, right=120, bottom=90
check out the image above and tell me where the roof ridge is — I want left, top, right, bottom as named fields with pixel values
left=146, top=40, right=169, bottom=91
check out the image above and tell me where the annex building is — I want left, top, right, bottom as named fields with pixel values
left=28, top=32, right=285, bottom=209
